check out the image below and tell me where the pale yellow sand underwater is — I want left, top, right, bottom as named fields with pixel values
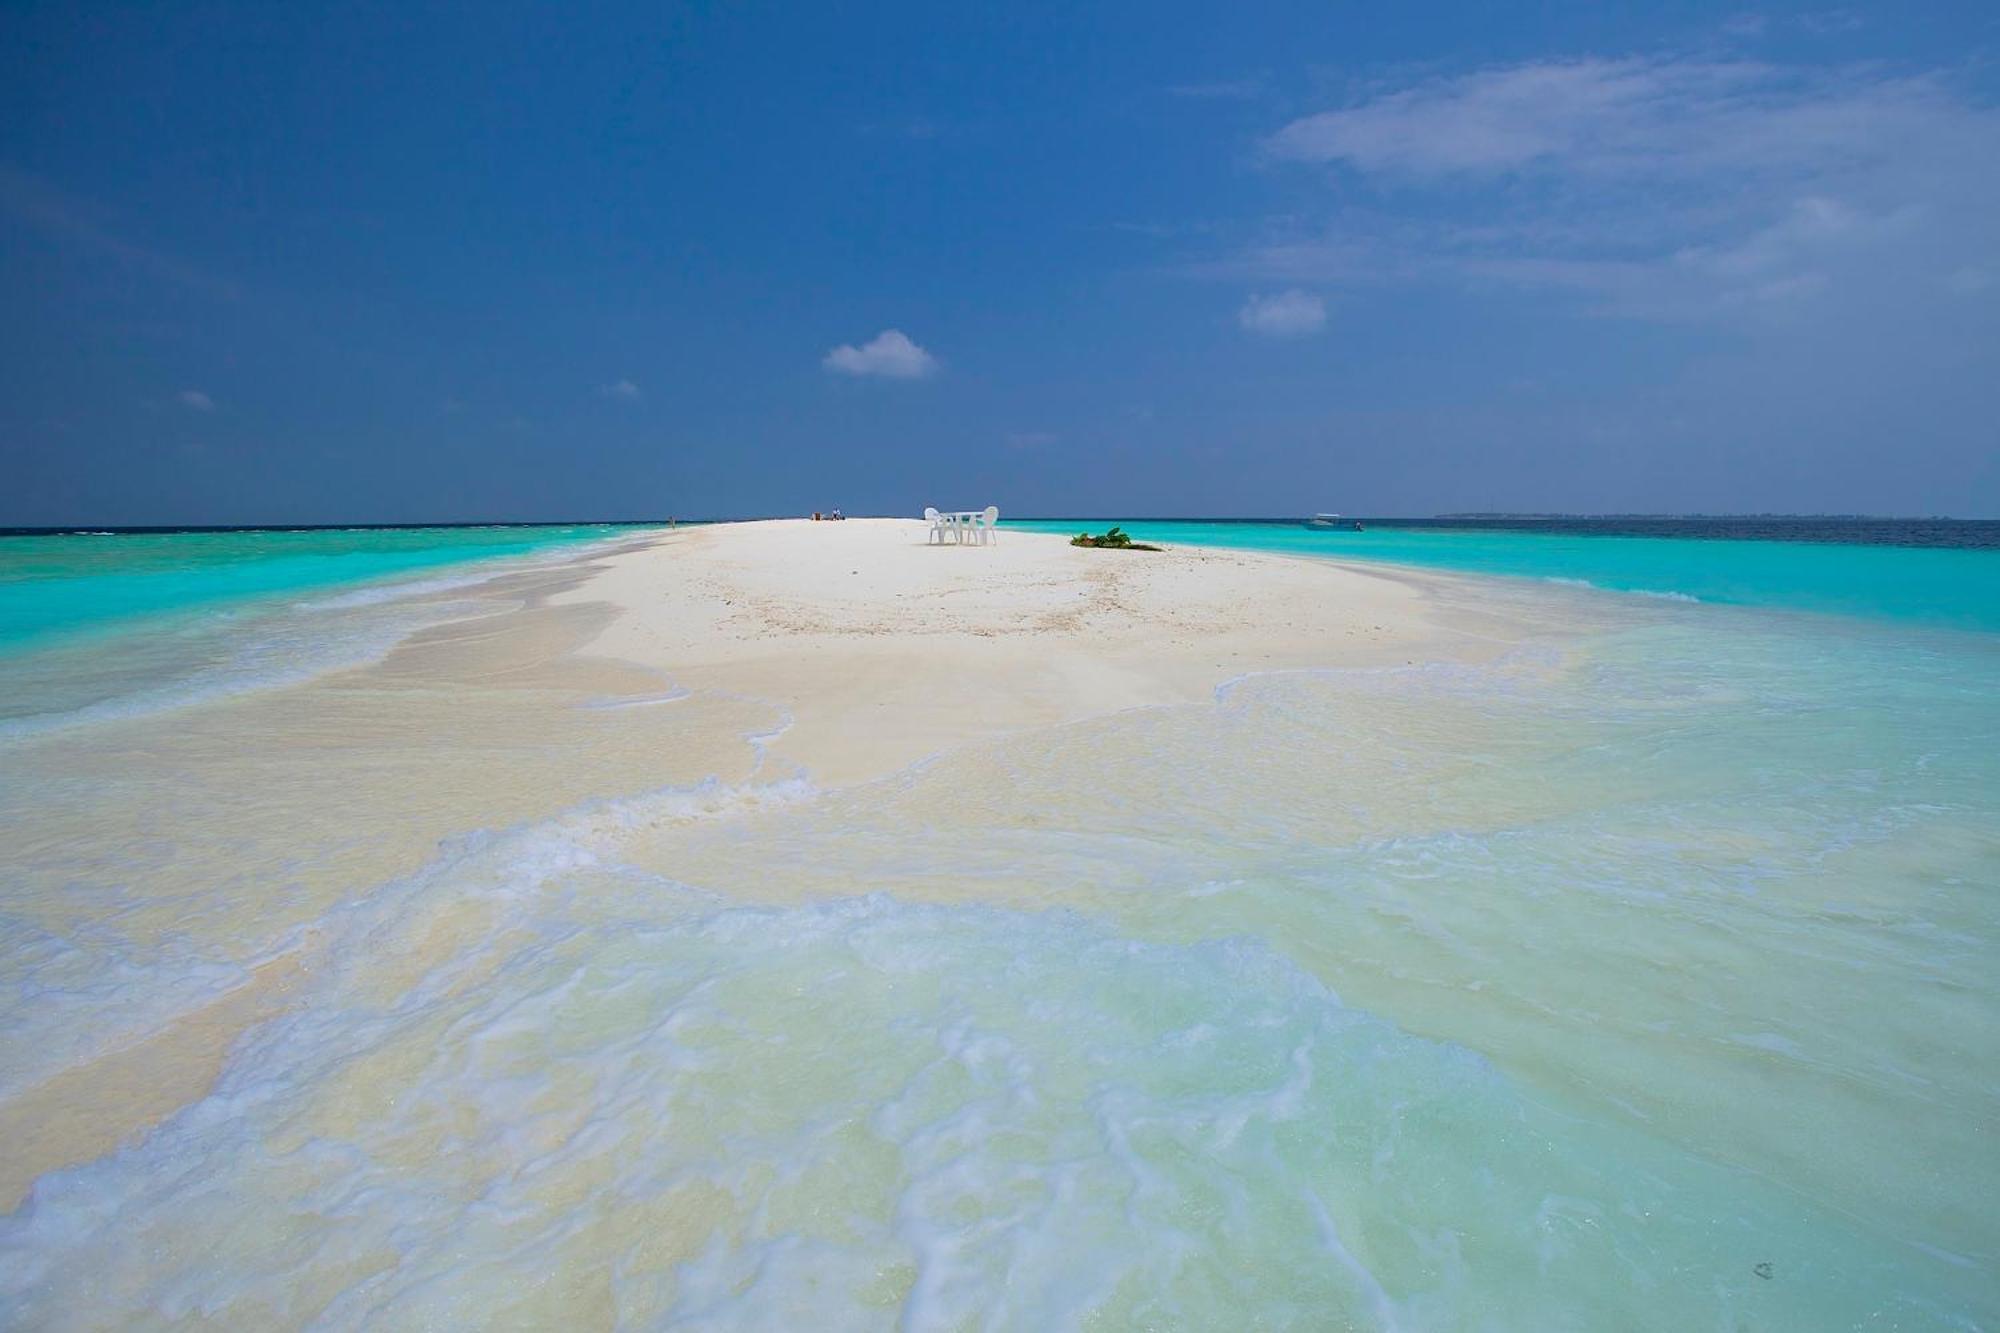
left=6, top=522, right=1993, bottom=1329
left=2, top=520, right=1481, bottom=1208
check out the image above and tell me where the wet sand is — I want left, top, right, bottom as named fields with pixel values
left=2, top=520, right=1481, bottom=1209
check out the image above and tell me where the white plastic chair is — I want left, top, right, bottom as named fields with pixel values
left=925, top=507, right=951, bottom=545
left=972, top=506, right=999, bottom=545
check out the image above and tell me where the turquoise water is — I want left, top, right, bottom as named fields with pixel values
left=0, top=525, right=644, bottom=651
left=0, top=525, right=653, bottom=735
left=1, top=522, right=1997, bottom=1326
left=1010, top=520, right=2000, bottom=631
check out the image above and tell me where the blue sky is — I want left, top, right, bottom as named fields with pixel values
left=3, top=1, right=1997, bottom=523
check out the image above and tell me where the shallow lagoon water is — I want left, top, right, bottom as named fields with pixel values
left=0, top=525, right=644, bottom=735
left=1008, top=517, right=2000, bottom=631
left=0, top=529, right=1996, bottom=1327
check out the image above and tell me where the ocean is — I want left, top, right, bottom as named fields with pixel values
left=0, top=524, right=651, bottom=736
left=0, top=519, right=1995, bottom=1328
left=1009, top=516, right=2000, bottom=631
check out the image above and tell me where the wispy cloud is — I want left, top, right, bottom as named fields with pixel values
left=1798, top=9, right=1864, bottom=35
left=1721, top=10, right=1864, bottom=40
left=1228, top=55, right=2000, bottom=324
left=1169, top=76, right=1268, bottom=102
left=0, top=165, right=238, bottom=299
left=1005, top=430, right=1058, bottom=449
left=177, top=389, right=215, bottom=412
left=599, top=378, right=642, bottom=401
left=1238, top=289, right=1326, bottom=337
left=1262, top=57, right=1963, bottom=182
left=823, top=329, right=939, bottom=379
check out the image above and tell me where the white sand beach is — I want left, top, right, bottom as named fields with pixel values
left=0, top=521, right=1473, bottom=1209
left=4, top=519, right=1996, bottom=1328
left=561, top=519, right=1477, bottom=784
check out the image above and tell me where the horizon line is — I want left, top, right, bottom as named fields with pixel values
left=4, top=512, right=1992, bottom=537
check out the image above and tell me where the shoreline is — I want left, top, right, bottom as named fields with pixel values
left=3, top=520, right=1995, bottom=1325
left=0, top=518, right=1514, bottom=1208
left=551, top=519, right=1517, bottom=787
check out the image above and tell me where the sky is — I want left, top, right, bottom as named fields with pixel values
left=3, top=0, right=1997, bottom=523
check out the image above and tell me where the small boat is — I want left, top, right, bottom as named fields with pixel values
left=1305, top=513, right=1342, bottom=528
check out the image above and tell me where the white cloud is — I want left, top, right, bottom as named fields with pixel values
left=599, top=378, right=642, bottom=400
left=1231, top=56, right=2000, bottom=324
left=823, top=329, right=938, bottom=379
left=1260, top=58, right=1964, bottom=181
left=178, top=389, right=214, bottom=411
left=1798, top=9, right=1864, bottom=35
left=1238, top=289, right=1327, bottom=337
left=1169, top=76, right=1267, bottom=101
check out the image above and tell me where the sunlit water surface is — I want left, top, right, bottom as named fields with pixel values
left=0, top=525, right=644, bottom=736
left=0, top=528, right=1996, bottom=1328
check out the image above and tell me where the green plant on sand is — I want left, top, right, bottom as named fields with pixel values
left=1070, top=526, right=1161, bottom=551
